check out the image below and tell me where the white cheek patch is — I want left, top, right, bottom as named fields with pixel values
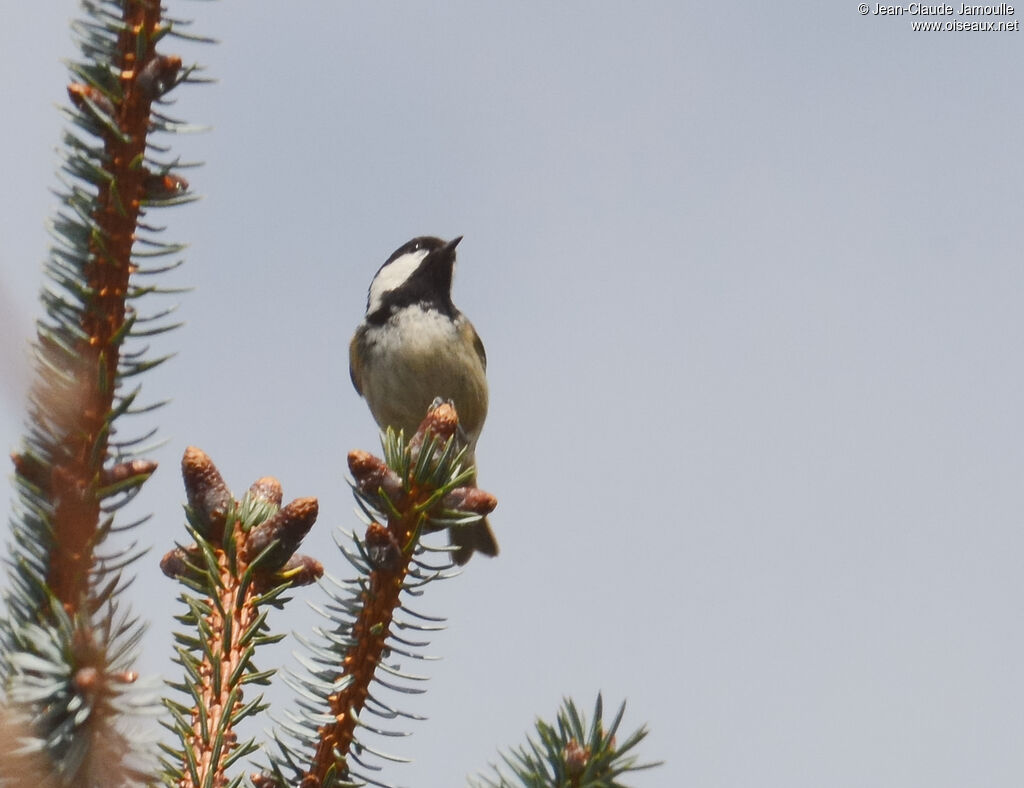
left=367, top=249, right=429, bottom=314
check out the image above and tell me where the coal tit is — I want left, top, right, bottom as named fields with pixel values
left=349, top=236, right=498, bottom=564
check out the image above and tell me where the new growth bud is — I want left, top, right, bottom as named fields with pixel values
left=364, top=522, right=403, bottom=572
left=437, top=486, right=497, bottom=517
left=101, top=458, right=158, bottom=487
left=67, top=83, right=116, bottom=118
left=250, top=773, right=284, bottom=788
left=181, top=446, right=232, bottom=539
left=241, top=497, right=319, bottom=570
left=564, top=739, right=590, bottom=778
left=134, top=54, right=182, bottom=99
left=248, top=476, right=283, bottom=507
left=142, top=172, right=189, bottom=200
left=348, top=450, right=406, bottom=507
left=160, top=544, right=203, bottom=583
left=273, top=554, right=323, bottom=587
left=409, top=402, right=459, bottom=455
left=11, top=451, right=50, bottom=493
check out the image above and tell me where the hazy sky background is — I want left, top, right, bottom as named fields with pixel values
left=2, top=3, right=1023, bottom=786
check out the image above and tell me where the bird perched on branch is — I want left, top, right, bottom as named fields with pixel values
left=349, top=235, right=498, bottom=564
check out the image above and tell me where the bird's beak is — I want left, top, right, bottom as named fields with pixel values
left=424, top=236, right=462, bottom=280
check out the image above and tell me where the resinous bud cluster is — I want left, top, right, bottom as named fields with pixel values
left=68, top=52, right=182, bottom=124
left=169, top=447, right=323, bottom=588
left=67, top=51, right=189, bottom=204
left=349, top=402, right=499, bottom=564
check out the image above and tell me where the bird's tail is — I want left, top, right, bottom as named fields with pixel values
left=450, top=516, right=498, bottom=565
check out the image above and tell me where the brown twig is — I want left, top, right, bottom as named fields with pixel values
left=170, top=448, right=323, bottom=788
left=185, top=523, right=257, bottom=788
left=306, top=404, right=488, bottom=784
left=42, top=1, right=174, bottom=613
left=308, top=510, right=419, bottom=782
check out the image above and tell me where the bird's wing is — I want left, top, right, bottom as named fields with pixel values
left=349, top=330, right=364, bottom=396
left=463, top=321, right=487, bottom=371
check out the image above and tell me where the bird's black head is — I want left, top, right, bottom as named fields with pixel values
left=365, top=235, right=462, bottom=323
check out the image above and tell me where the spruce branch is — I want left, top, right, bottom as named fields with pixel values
left=2, top=1, right=208, bottom=784
left=43, top=10, right=188, bottom=611
left=0, top=705, right=61, bottom=788
left=5, top=6, right=663, bottom=788
left=261, top=403, right=497, bottom=788
left=160, top=448, right=323, bottom=788
left=7, top=0, right=194, bottom=623
left=470, top=695, right=661, bottom=788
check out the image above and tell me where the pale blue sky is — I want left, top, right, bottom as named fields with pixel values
left=2, top=3, right=1023, bottom=786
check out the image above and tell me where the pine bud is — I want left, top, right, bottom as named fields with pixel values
left=409, top=401, right=459, bottom=454
left=160, top=545, right=202, bottom=582
left=564, top=739, right=590, bottom=778
left=248, top=476, right=283, bottom=507
left=273, top=554, right=323, bottom=587
left=365, top=522, right=403, bottom=572
left=348, top=450, right=405, bottom=506
left=241, top=497, right=319, bottom=569
left=67, top=83, right=116, bottom=118
left=11, top=451, right=49, bottom=493
left=142, top=172, right=189, bottom=200
left=135, top=54, right=182, bottom=99
left=73, top=666, right=101, bottom=693
left=250, top=773, right=284, bottom=788
left=181, top=446, right=232, bottom=539
left=437, top=486, right=497, bottom=517
left=101, top=459, right=157, bottom=487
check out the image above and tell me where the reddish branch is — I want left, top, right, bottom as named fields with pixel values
left=186, top=524, right=258, bottom=788
left=169, top=448, right=323, bottom=788
left=43, top=2, right=173, bottom=609
left=307, top=404, right=497, bottom=784
left=309, top=501, right=419, bottom=783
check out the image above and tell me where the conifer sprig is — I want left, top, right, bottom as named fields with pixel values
left=470, top=696, right=661, bottom=788
left=160, top=447, right=322, bottom=788
left=2, top=2, right=207, bottom=784
left=262, top=403, right=497, bottom=788
left=4, top=7, right=663, bottom=788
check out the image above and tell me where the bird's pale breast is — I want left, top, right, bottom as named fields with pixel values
left=360, top=306, right=488, bottom=443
